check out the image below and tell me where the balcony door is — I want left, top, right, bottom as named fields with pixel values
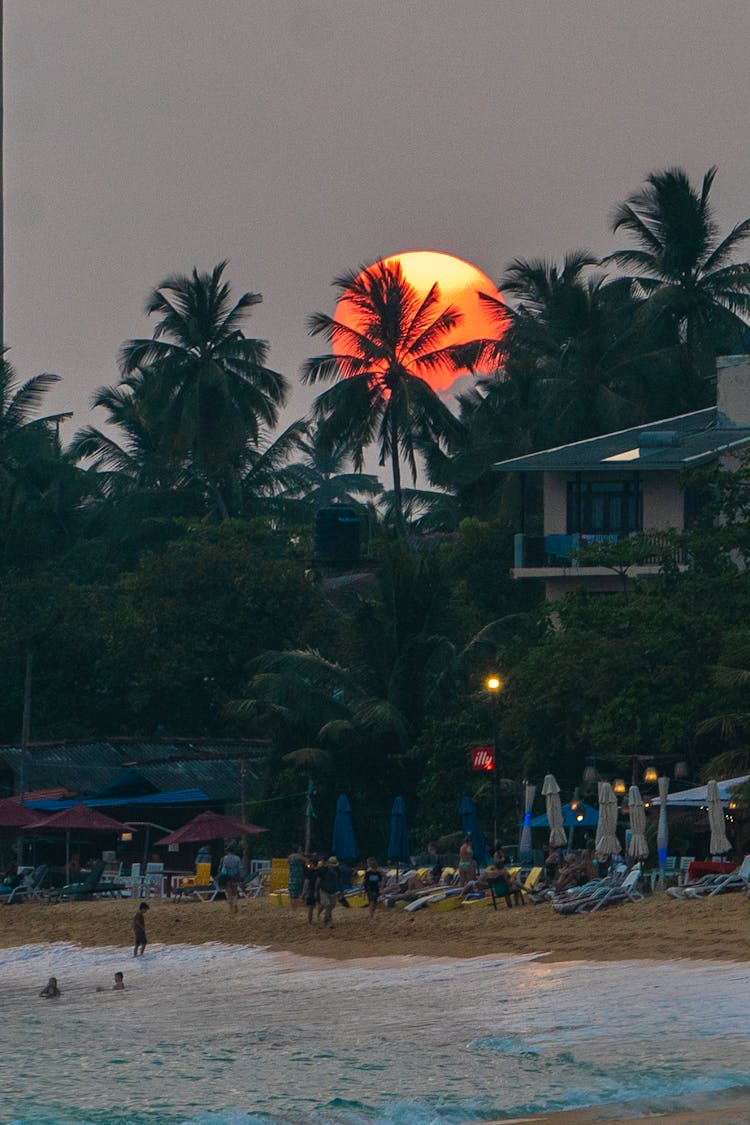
left=567, top=478, right=642, bottom=536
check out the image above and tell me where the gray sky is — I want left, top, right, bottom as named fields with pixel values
left=6, top=0, right=750, bottom=444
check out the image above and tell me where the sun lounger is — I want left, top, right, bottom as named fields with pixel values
left=681, top=855, right=750, bottom=898
left=577, top=865, right=643, bottom=913
left=2, top=864, right=49, bottom=904
left=551, top=875, right=617, bottom=915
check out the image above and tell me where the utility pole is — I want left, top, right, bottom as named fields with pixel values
left=17, top=647, right=32, bottom=863
left=304, top=780, right=313, bottom=852
left=0, top=0, right=5, bottom=351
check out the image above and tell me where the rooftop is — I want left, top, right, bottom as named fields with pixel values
left=493, top=407, right=750, bottom=473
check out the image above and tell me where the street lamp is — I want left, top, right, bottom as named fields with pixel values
left=485, top=675, right=503, bottom=847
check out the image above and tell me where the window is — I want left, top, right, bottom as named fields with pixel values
left=566, top=479, right=642, bottom=535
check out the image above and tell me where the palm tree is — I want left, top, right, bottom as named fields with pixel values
left=302, top=259, right=468, bottom=529
left=70, top=369, right=186, bottom=498
left=0, top=350, right=79, bottom=567
left=120, top=261, right=288, bottom=519
left=284, top=426, right=383, bottom=510
left=604, top=166, right=750, bottom=399
left=491, top=252, right=664, bottom=441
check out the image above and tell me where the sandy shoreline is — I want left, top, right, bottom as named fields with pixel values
left=3, top=892, right=749, bottom=1124
left=1, top=887, right=748, bottom=962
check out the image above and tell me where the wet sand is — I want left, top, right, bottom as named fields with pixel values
left=519, top=1085, right=750, bottom=1123
left=0, top=887, right=748, bottom=962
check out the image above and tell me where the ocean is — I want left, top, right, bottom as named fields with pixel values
left=2, top=942, right=749, bottom=1124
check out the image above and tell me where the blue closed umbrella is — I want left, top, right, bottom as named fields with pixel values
left=387, top=796, right=411, bottom=868
left=459, top=795, right=488, bottom=866
left=331, top=794, right=358, bottom=860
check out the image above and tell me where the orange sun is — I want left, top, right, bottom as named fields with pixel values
left=334, top=250, right=506, bottom=393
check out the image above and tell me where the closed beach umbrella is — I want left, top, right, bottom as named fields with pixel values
left=154, top=810, right=267, bottom=846
left=595, top=782, right=620, bottom=860
left=656, top=775, right=669, bottom=870
left=387, top=796, right=410, bottom=868
left=518, top=781, right=537, bottom=859
left=627, top=785, right=648, bottom=861
left=331, top=793, right=358, bottom=861
left=542, top=774, right=567, bottom=848
left=707, top=779, right=731, bottom=857
left=459, top=795, right=488, bottom=866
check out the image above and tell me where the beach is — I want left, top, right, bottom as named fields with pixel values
left=2, top=893, right=749, bottom=1124
left=1, top=887, right=748, bottom=962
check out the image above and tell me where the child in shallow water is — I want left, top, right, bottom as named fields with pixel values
left=39, top=977, right=60, bottom=998
left=97, top=972, right=124, bottom=992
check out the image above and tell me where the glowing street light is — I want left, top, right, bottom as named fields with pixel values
left=485, top=675, right=504, bottom=847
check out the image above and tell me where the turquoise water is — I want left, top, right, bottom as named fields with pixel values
left=2, top=943, right=749, bottom=1124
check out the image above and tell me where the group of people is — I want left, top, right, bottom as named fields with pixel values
left=39, top=972, right=124, bottom=999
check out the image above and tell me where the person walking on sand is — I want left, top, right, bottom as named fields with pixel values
left=303, top=854, right=321, bottom=923
left=218, top=844, right=243, bottom=914
left=133, top=901, right=149, bottom=956
left=317, top=856, right=340, bottom=927
left=363, top=856, right=386, bottom=918
left=39, top=977, right=60, bottom=998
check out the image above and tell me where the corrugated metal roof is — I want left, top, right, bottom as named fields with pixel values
left=0, top=739, right=271, bottom=802
left=25, top=788, right=210, bottom=811
left=493, top=407, right=750, bottom=473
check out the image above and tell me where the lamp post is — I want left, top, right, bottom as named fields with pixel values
left=485, top=675, right=503, bottom=848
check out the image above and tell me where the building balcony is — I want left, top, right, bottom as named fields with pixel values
left=512, top=532, right=686, bottom=579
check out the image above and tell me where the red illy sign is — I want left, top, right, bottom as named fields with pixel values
left=472, top=747, right=495, bottom=771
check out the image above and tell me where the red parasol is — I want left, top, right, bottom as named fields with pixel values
left=0, top=802, right=44, bottom=830
left=26, top=803, right=127, bottom=833
left=24, top=802, right=127, bottom=872
left=154, top=810, right=267, bottom=846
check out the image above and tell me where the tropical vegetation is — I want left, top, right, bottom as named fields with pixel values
left=1, top=165, right=750, bottom=854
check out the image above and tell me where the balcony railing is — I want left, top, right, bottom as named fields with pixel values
left=514, top=532, right=686, bottom=569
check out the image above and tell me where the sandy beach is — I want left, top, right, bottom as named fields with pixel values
left=2, top=892, right=749, bottom=1123
left=1, top=887, right=748, bottom=962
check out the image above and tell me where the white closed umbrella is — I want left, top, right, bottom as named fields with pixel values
left=627, top=785, right=648, bottom=860
left=595, top=781, right=620, bottom=860
left=707, top=779, right=731, bottom=857
left=542, top=774, right=567, bottom=848
left=656, top=775, right=669, bottom=870
left=518, top=782, right=536, bottom=858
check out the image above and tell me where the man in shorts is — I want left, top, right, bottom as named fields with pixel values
left=317, top=856, right=341, bottom=927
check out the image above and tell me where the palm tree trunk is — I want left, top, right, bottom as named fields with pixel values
left=389, top=411, right=404, bottom=534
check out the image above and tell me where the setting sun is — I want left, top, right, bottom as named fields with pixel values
left=334, top=250, right=506, bottom=393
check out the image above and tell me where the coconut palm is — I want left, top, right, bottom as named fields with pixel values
left=282, top=426, right=383, bottom=510
left=490, top=252, right=667, bottom=441
left=70, top=369, right=186, bottom=497
left=302, top=259, right=468, bottom=529
left=119, top=261, right=288, bottom=519
left=604, top=166, right=750, bottom=398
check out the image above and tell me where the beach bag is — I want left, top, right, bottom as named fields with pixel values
left=217, top=865, right=229, bottom=887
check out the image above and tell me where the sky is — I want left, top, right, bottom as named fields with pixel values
left=5, top=0, right=750, bottom=454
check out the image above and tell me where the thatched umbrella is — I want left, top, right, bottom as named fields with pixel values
left=627, top=785, right=649, bottom=861
left=707, top=779, right=731, bottom=857
left=595, top=782, right=620, bottom=860
left=542, top=774, right=567, bottom=848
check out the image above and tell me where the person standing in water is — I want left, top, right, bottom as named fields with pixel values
left=133, top=901, right=149, bottom=956
left=39, top=977, right=60, bottom=998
